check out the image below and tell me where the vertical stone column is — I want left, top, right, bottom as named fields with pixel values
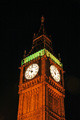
left=42, top=83, right=45, bottom=120
left=58, top=96, right=61, bottom=116
left=32, top=90, right=34, bottom=111
left=29, top=91, right=31, bottom=112
left=19, top=66, right=23, bottom=85
left=62, top=70, right=65, bottom=88
left=17, top=94, right=22, bottom=120
left=39, top=86, right=42, bottom=108
left=60, top=97, right=65, bottom=117
left=27, top=91, right=29, bottom=112
left=26, top=92, right=28, bottom=113
left=45, top=85, right=48, bottom=120
left=19, top=93, right=23, bottom=120
left=23, top=93, right=26, bottom=114
left=41, top=55, right=47, bottom=120
left=37, top=87, right=39, bottom=109
left=41, top=55, right=46, bottom=75
left=30, top=90, right=32, bottom=111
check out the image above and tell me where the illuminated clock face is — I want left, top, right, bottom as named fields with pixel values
left=50, top=65, right=60, bottom=82
left=25, top=63, right=39, bottom=80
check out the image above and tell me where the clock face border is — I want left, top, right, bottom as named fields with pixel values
left=50, top=64, right=60, bottom=82
left=25, top=63, right=39, bottom=80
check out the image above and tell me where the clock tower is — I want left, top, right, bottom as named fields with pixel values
left=17, top=16, right=65, bottom=120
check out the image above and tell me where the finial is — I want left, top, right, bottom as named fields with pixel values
left=33, top=33, right=36, bottom=39
left=24, top=50, right=26, bottom=55
left=34, top=33, right=36, bottom=36
left=41, top=16, right=45, bottom=24
left=58, top=53, right=61, bottom=61
left=23, top=50, right=26, bottom=58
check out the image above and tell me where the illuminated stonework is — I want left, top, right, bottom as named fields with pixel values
left=21, top=48, right=63, bottom=67
left=17, top=16, right=65, bottom=120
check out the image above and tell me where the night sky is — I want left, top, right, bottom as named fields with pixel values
left=1, top=1, right=80, bottom=120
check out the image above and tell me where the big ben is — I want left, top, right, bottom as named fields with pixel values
left=17, top=16, right=65, bottom=120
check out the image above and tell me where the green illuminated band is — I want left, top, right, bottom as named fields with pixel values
left=21, top=49, right=63, bottom=67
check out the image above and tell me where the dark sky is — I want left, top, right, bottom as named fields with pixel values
left=0, top=1, right=80, bottom=120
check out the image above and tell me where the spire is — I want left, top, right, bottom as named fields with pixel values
left=27, top=16, right=54, bottom=57
left=33, top=16, right=47, bottom=39
left=41, top=16, right=45, bottom=34
left=41, top=16, right=45, bottom=25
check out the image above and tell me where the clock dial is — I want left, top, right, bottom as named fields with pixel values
left=25, top=63, right=39, bottom=80
left=50, top=65, right=60, bottom=82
